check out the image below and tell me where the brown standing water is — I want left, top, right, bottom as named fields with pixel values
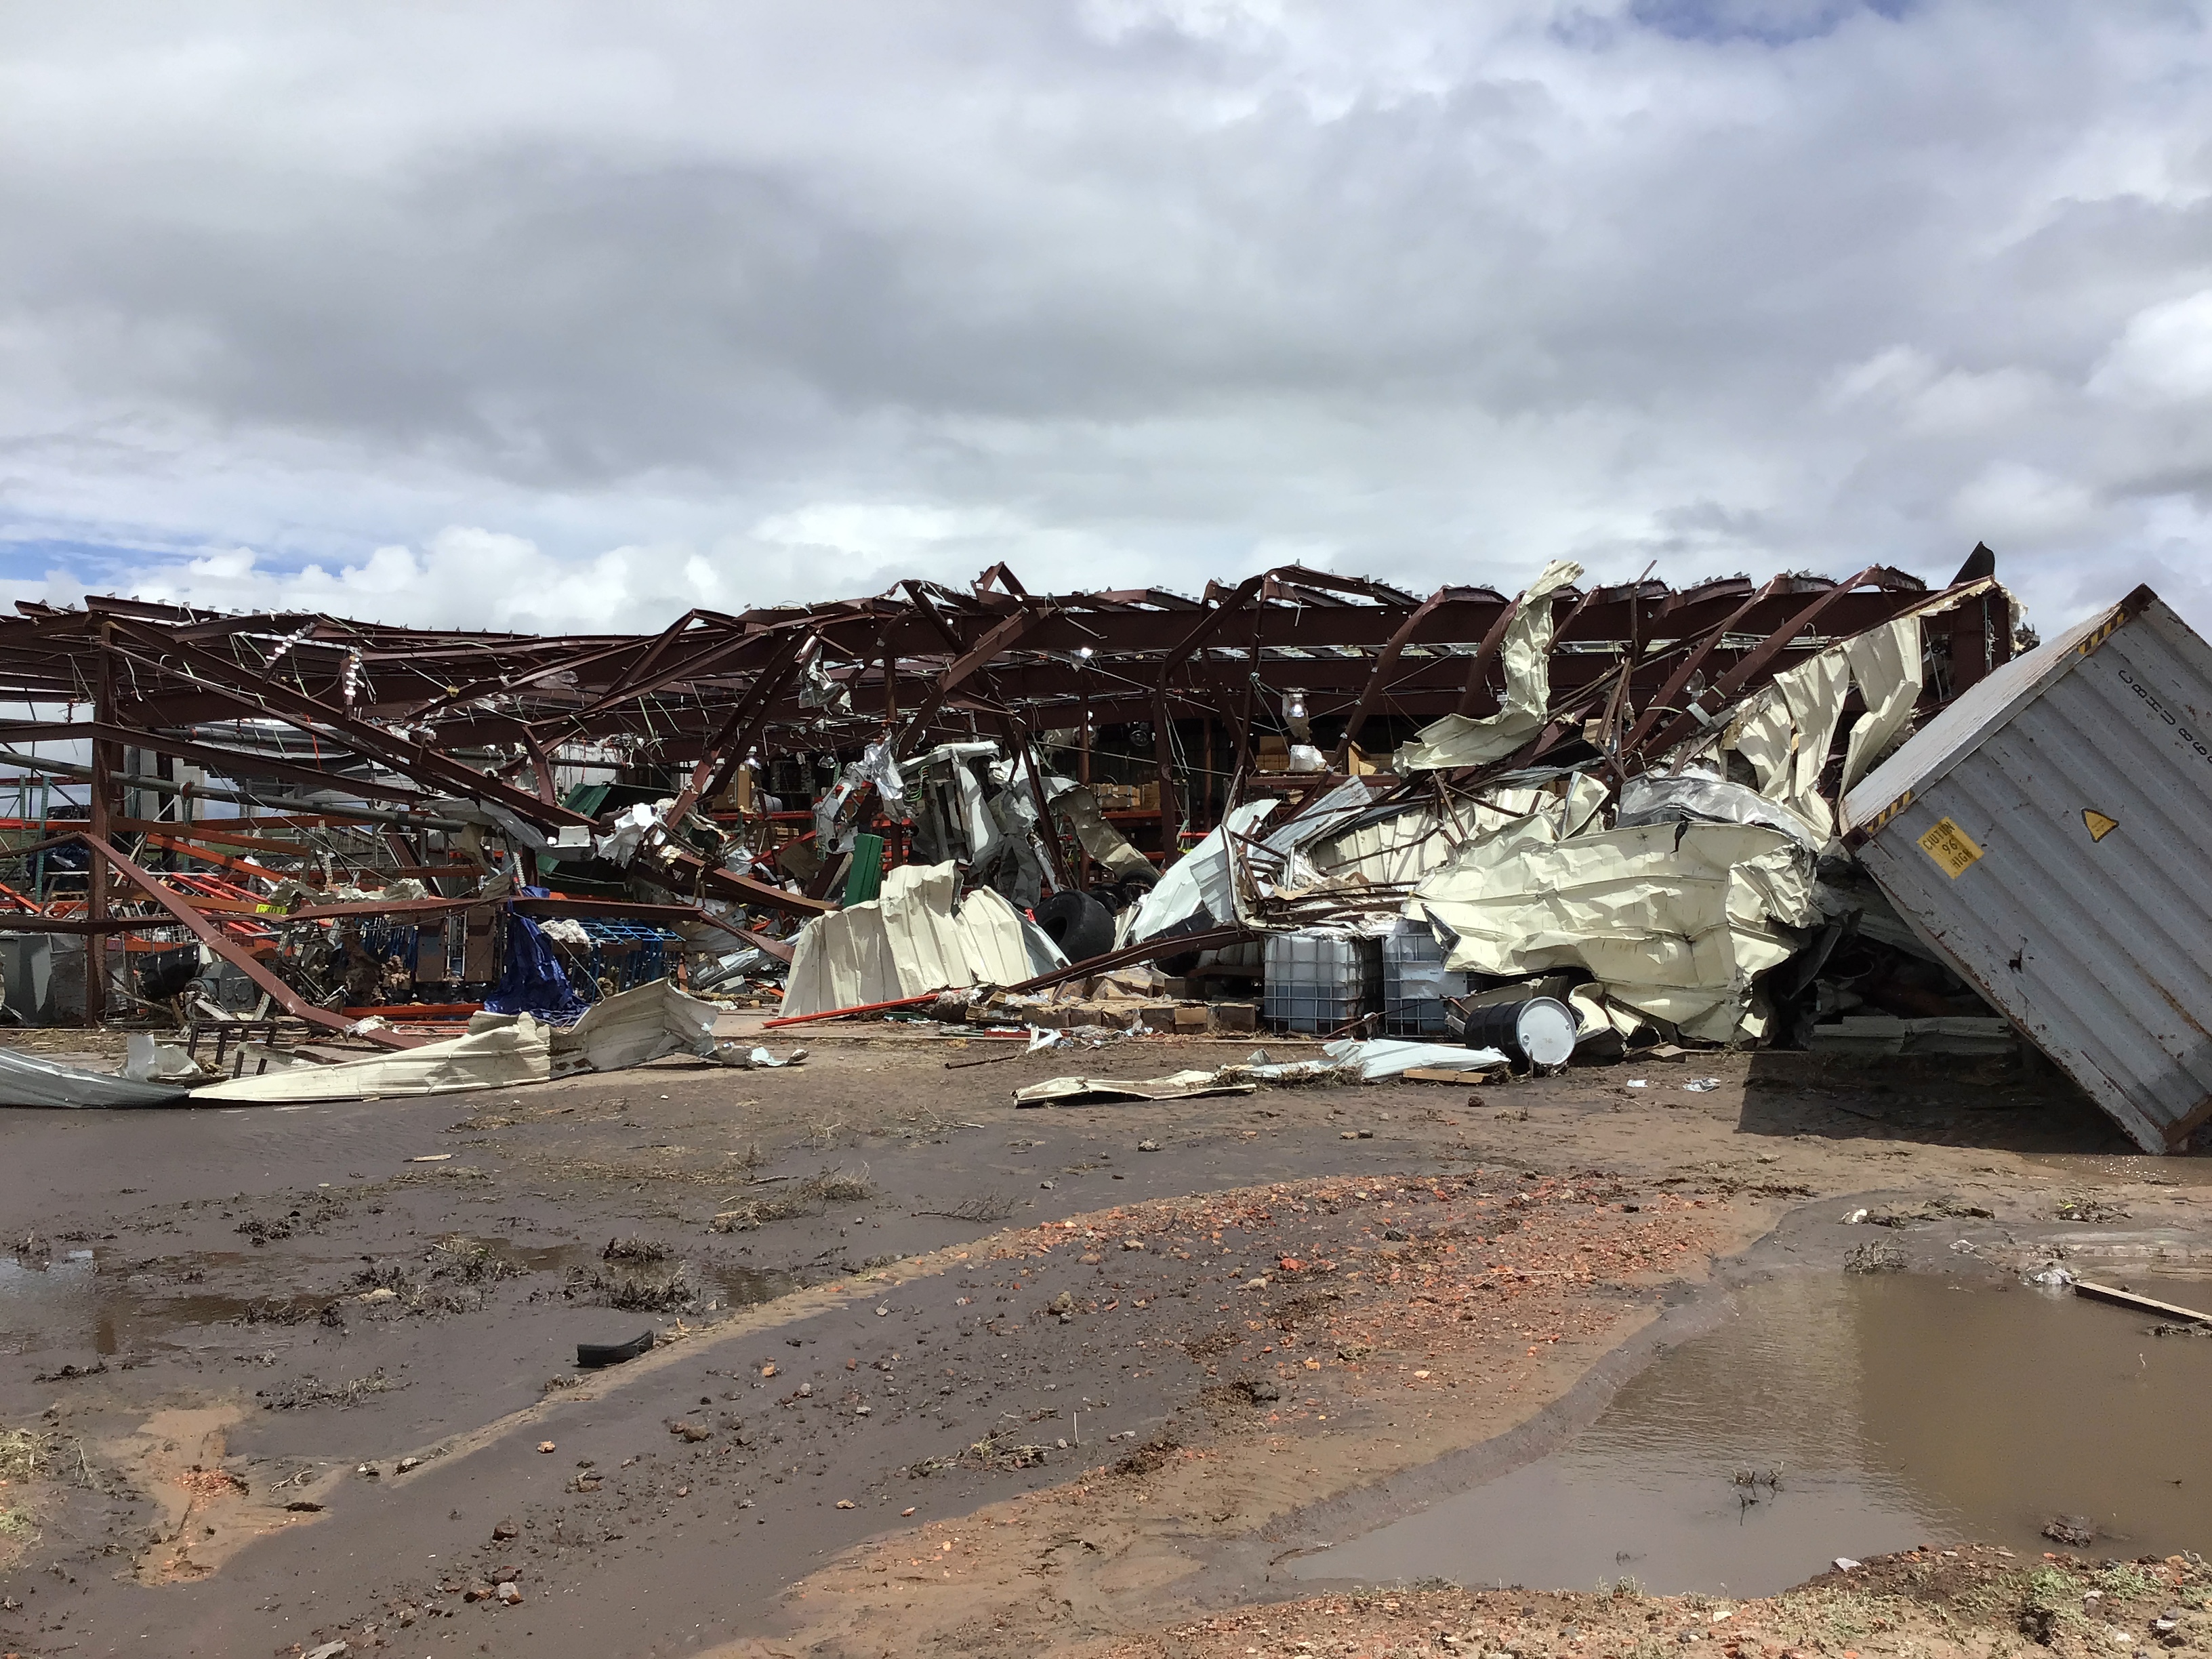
left=1298, top=1273, right=2212, bottom=1597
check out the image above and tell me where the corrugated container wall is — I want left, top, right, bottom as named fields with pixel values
left=1841, top=586, right=2212, bottom=1153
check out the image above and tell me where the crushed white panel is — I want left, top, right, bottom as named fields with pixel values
left=1393, top=561, right=1582, bottom=772
left=1410, top=818, right=1816, bottom=1044
left=192, top=1019, right=554, bottom=1103
left=780, top=861, right=1065, bottom=1017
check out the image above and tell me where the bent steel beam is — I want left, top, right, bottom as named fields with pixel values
left=73, top=832, right=416, bottom=1049
left=1637, top=568, right=1887, bottom=760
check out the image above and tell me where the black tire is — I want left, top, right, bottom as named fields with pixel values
left=1035, top=890, right=1116, bottom=965
left=577, top=1330, right=654, bottom=1368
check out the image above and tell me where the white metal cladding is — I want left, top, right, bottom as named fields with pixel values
left=1844, top=591, right=2212, bottom=1153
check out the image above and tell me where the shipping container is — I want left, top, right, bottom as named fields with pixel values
left=1841, top=585, right=2212, bottom=1153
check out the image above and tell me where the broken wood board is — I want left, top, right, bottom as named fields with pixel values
left=2072, top=1280, right=2212, bottom=1326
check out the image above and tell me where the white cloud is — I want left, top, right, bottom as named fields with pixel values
left=1825, top=346, right=2053, bottom=436
left=0, top=1, right=2207, bottom=642
left=2089, top=289, right=2212, bottom=405
left=117, top=529, right=734, bottom=634
left=1950, top=461, right=2097, bottom=548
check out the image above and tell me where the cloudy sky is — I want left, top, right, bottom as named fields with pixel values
left=2, top=1, right=2209, bottom=637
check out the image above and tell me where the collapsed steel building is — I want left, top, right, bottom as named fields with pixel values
left=0, top=549, right=2017, bottom=1063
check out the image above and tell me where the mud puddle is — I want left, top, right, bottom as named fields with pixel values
left=1300, top=1271, right=2212, bottom=1597
left=0, top=1228, right=810, bottom=1359
left=0, top=1250, right=277, bottom=1357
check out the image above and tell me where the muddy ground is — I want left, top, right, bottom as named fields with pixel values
left=0, top=1020, right=2207, bottom=1659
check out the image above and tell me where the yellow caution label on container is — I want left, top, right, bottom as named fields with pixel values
left=1917, top=816, right=1984, bottom=879
left=2083, top=808, right=2119, bottom=842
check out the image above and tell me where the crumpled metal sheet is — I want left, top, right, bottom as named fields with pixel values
left=1840, top=617, right=1923, bottom=792
left=1012, top=1037, right=1509, bottom=1105
left=0, top=1046, right=192, bottom=1109
left=190, top=979, right=725, bottom=1103
left=1049, top=781, right=1157, bottom=886
left=1013, top=1069, right=1258, bottom=1106
left=546, top=978, right=722, bottom=1076
left=1306, top=1038, right=1507, bottom=1079
left=1616, top=773, right=1826, bottom=851
left=779, top=861, right=1066, bottom=1017
left=192, top=1017, right=554, bottom=1103
left=1664, top=617, right=1923, bottom=844
left=1125, top=798, right=1279, bottom=942
left=124, top=1033, right=215, bottom=1084
left=1393, top=560, right=1582, bottom=773
left=1409, top=817, right=1817, bottom=1044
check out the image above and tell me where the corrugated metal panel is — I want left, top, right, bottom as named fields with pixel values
left=1305, top=790, right=1548, bottom=887
left=1841, top=587, right=2212, bottom=1153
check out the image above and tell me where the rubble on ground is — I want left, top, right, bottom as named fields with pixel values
left=0, top=546, right=2196, bottom=1151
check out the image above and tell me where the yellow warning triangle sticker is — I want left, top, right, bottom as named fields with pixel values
left=2083, top=808, right=2119, bottom=842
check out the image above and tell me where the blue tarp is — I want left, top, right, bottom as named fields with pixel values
left=483, top=888, right=591, bottom=1023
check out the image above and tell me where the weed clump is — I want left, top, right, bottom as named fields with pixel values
left=1844, top=1240, right=1906, bottom=1274
left=565, top=1263, right=697, bottom=1313
left=601, top=1237, right=674, bottom=1264
left=256, top=1370, right=404, bottom=1410
left=712, top=1168, right=874, bottom=1231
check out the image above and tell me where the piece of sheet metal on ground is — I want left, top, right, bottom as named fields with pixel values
left=191, top=1017, right=556, bottom=1103
left=1843, top=586, right=2212, bottom=1153
left=0, top=1046, right=191, bottom=1108
left=546, top=978, right=720, bottom=1076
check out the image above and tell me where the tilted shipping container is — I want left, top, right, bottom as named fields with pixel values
left=1841, top=585, right=2212, bottom=1153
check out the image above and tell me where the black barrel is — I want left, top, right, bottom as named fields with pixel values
left=1460, top=995, right=1578, bottom=1067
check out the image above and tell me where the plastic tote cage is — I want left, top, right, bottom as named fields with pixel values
left=1381, top=922, right=1476, bottom=1036
left=1263, top=929, right=1382, bottom=1033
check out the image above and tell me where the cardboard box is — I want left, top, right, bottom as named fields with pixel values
left=1208, top=1001, right=1258, bottom=1033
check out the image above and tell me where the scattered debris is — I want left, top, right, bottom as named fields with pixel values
left=1844, top=1241, right=1906, bottom=1274
left=2043, top=1515, right=2098, bottom=1548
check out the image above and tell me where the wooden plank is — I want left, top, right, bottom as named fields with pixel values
left=2073, top=1280, right=2212, bottom=1325
left=1399, top=1066, right=1500, bottom=1084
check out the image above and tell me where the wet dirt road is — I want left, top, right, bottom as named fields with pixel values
left=0, top=1027, right=2203, bottom=1658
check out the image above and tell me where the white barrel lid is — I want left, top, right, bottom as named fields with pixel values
left=1513, top=996, right=1578, bottom=1068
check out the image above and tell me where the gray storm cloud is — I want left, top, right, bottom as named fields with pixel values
left=1, top=0, right=2209, bottom=633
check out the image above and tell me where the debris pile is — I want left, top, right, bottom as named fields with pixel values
left=0, top=546, right=2200, bottom=1147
